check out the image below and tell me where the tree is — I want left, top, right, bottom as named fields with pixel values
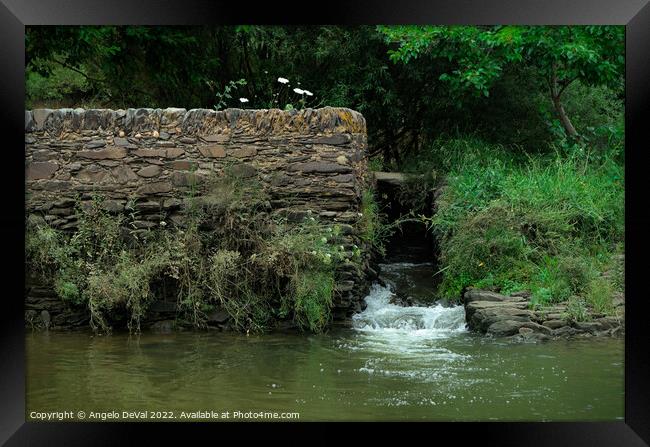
left=26, top=26, right=224, bottom=108
left=378, top=25, right=624, bottom=139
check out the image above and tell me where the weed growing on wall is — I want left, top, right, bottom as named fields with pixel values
left=26, top=196, right=172, bottom=333
left=358, top=189, right=394, bottom=257
left=26, top=172, right=353, bottom=334
left=211, top=75, right=318, bottom=111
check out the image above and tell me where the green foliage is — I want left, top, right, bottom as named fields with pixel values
left=584, top=277, right=615, bottom=315
left=528, top=256, right=583, bottom=308
left=367, top=158, right=384, bottom=172
left=213, top=78, right=247, bottom=110
left=26, top=26, right=222, bottom=108
left=547, top=81, right=625, bottom=162
left=379, top=25, right=624, bottom=140
left=358, top=189, right=393, bottom=256
left=179, top=173, right=350, bottom=333
left=290, top=270, right=335, bottom=333
left=380, top=25, right=624, bottom=97
left=26, top=172, right=353, bottom=334
left=425, top=137, right=624, bottom=311
left=25, top=59, right=91, bottom=108
left=86, top=250, right=168, bottom=333
left=26, top=197, right=172, bottom=332
left=565, top=296, right=590, bottom=323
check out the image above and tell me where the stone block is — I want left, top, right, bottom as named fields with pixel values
left=26, top=162, right=59, bottom=180
left=198, top=145, right=227, bottom=158
left=166, top=148, right=185, bottom=158
left=288, top=161, right=352, bottom=174
left=137, top=181, right=173, bottom=195
left=137, top=165, right=162, bottom=178
left=230, top=147, right=257, bottom=158
left=133, top=149, right=167, bottom=158
left=170, top=160, right=195, bottom=170
left=78, top=147, right=127, bottom=159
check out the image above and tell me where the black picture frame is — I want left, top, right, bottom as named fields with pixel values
left=1, top=1, right=649, bottom=445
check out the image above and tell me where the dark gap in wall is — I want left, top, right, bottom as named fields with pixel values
left=373, top=175, right=444, bottom=304
left=374, top=178, right=436, bottom=265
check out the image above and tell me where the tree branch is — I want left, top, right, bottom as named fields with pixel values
left=558, top=76, right=578, bottom=97
left=52, top=58, right=108, bottom=87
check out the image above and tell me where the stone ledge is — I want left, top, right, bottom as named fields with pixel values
left=462, top=287, right=625, bottom=340
left=25, top=107, right=367, bottom=136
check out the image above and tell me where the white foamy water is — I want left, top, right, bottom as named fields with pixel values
left=352, top=283, right=467, bottom=336
left=344, top=279, right=469, bottom=383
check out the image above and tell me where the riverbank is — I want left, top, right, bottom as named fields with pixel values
left=26, top=259, right=625, bottom=341
left=463, top=288, right=624, bottom=341
left=25, top=260, right=624, bottom=421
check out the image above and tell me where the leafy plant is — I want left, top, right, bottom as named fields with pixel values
left=26, top=169, right=360, bottom=334
left=379, top=25, right=624, bottom=140
left=565, top=296, right=590, bottom=323
left=213, top=78, right=247, bottom=110
left=358, top=189, right=395, bottom=257
left=585, top=277, right=615, bottom=315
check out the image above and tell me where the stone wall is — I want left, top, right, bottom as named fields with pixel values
left=25, top=107, right=372, bottom=330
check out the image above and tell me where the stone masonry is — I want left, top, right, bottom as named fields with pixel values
left=25, top=107, right=372, bottom=330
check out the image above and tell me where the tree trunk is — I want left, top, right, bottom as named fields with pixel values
left=552, top=94, right=578, bottom=139
left=549, top=65, right=579, bottom=139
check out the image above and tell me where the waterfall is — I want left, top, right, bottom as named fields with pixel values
left=352, top=282, right=467, bottom=335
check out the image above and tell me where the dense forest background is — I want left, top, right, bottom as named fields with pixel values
left=26, top=26, right=625, bottom=318
left=25, top=25, right=624, bottom=169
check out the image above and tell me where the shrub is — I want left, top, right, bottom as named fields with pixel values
left=290, top=270, right=335, bottom=333
left=428, top=138, right=624, bottom=310
left=585, top=277, right=616, bottom=315
left=25, top=58, right=93, bottom=109
left=565, top=296, right=590, bottom=323
left=26, top=172, right=356, bottom=334
left=358, top=189, right=389, bottom=255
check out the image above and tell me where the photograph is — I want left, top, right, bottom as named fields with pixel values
left=1, top=0, right=649, bottom=444
left=23, top=24, right=626, bottom=422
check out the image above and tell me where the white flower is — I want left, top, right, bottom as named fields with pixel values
left=321, top=237, right=327, bottom=243
left=303, top=90, right=313, bottom=96
left=160, top=221, right=167, bottom=227
left=239, top=98, right=249, bottom=103
left=325, top=253, right=331, bottom=258
left=293, top=88, right=305, bottom=95
left=278, top=77, right=289, bottom=84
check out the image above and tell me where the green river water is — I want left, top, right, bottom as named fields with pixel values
left=26, top=262, right=624, bottom=422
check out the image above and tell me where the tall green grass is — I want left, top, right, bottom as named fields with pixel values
left=426, top=138, right=624, bottom=312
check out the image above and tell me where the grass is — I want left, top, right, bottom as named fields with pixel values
left=290, top=270, right=335, bottom=332
left=358, top=189, right=388, bottom=256
left=359, top=190, right=380, bottom=243
left=414, top=137, right=624, bottom=315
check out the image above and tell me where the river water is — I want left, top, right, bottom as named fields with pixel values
left=26, top=262, right=624, bottom=421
